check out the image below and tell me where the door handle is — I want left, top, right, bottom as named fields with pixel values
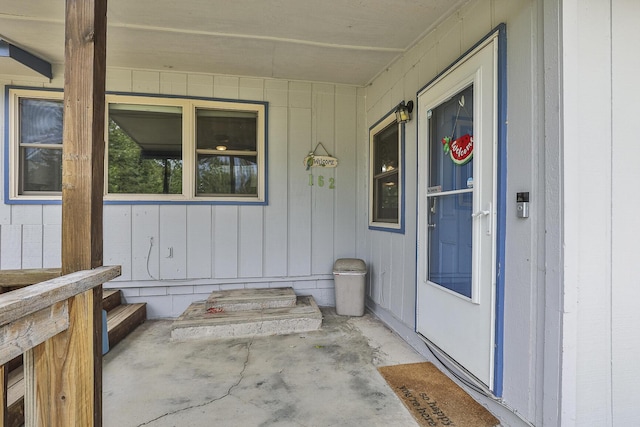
left=471, top=203, right=492, bottom=235
left=428, top=223, right=436, bottom=230
left=471, top=209, right=489, bottom=218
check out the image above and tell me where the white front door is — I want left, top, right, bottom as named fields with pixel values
left=416, top=38, right=498, bottom=388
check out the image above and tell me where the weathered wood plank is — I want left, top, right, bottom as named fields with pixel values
left=0, top=266, right=120, bottom=328
left=0, top=302, right=69, bottom=366
left=0, top=269, right=62, bottom=288
left=1, top=363, right=6, bottom=427
left=6, top=368, right=24, bottom=427
left=31, top=289, right=101, bottom=426
left=106, top=304, right=146, bottom=348
left=23, top=350, right=34, bottom=427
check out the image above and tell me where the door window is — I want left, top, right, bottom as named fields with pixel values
left=427, top=85, right=474, bottom=298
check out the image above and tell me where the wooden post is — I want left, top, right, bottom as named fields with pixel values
left=31, top=0, right=107, bottom=425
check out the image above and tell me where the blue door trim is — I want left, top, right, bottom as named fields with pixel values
left=493, top=23, right=507, bottom=398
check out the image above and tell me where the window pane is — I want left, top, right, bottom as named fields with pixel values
left=197, top=155, right=257, bottom=196
left=108, top=104, right=183, bottom=194
left=373, top=123, right=398, bottom=176
left=196, top=109, right=257, bottom=151
left=19, top=98, right=63, bottom=145
left=21, top=147, right=62, bottom=192
left=371, top=118, right=400, bottom=226
left=428, top=192, right=473, bottom=298
left=428, top=85, right=474, bottom=192
left=374, top=172, right=399, bottom=222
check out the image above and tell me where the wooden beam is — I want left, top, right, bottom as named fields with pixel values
left=0, top=302, right=69, bottom=366
left=0, top=266, right=120, bottom=327
left=32, top=0, right=108, bottom=425
left=0, top=269, right=62, bottom=290
left=1, top=363, right=6, bottom=427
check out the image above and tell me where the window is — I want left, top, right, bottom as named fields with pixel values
left=16, top=95, right=64, bottom=195
left=369, top=112, right=403, bottom=232
left=7, top=88, right=267, bottom=203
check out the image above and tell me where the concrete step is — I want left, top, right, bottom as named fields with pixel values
left=205, top=287, right=297, bottom=312
left=171, top=295, right=322, bottom=341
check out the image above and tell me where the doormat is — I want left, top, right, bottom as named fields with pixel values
left=378, top=362, right=499, bottom=427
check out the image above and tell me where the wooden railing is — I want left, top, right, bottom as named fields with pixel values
left=0, top=266, right=121, bottom=426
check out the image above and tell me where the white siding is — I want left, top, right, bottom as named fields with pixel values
left=562, top=0, right=640, bottom=425
left=611, top=0, right=640, bottom=422
left=0, top=70, right=362, bottom=316
left=361, top=0, right=542, bottom=425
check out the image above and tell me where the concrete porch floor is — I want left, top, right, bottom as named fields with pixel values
left=103, top=308, right=427, bottom=427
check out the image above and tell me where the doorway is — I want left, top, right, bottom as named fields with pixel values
left=416, top=35, right=501, bottom=389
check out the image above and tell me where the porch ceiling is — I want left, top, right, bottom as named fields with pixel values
left=0, top=0, right=464, bottom=86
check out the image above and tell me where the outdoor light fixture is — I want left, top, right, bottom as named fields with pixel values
left=395, top=100, right=414, bottom=124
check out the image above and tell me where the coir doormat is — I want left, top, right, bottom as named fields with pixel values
left=378, top=362, right=499, bottom=427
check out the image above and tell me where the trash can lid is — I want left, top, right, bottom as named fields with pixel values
left=333, top=258, right=366, bottom=273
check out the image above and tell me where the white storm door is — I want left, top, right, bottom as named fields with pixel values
left=416, top=38, right=498, bottom=388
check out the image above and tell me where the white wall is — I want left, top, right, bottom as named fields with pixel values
left=562, top=0, right=640, bottom=425
left=360, top=0, right=544, bottom=425
left=0, top=69, right=362, bottom=318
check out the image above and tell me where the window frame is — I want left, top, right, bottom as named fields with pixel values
left=368, top=110, right=405, bottom=233
left=5, top=87, right=268, bottom=205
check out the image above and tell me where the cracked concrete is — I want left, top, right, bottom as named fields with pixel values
left=103, top=308, right=426, bottom=427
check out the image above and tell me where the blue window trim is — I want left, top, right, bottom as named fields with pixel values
left=413, top=23, right=507, bottom=397
left=4, top=86, right=269, bottom=206
left=368, top=107, right=405, bottom=234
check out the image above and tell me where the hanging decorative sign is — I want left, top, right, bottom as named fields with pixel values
left=442, top=134, right=473, bottom=165
left=304, top=142, right=338, bottom=170
left=441, top=95, right=473, bottom=165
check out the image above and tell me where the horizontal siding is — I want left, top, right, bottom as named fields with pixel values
left=0, top=70, right=362, bottom=316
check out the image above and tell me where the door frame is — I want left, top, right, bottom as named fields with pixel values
left=414, top=24, right=507, bottom=396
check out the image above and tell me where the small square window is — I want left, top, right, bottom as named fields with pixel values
left=369, top=113, right=403, bottom=232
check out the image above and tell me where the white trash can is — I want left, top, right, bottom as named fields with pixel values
left=333, top=258, right=366, bottom=316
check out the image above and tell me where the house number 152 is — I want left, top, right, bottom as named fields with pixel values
left=308, top=174, right=335, bottom=189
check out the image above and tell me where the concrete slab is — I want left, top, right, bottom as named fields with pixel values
left=103, top=308, right=427, bottom=427
left=171, top=295, right=322, bottom=341
left=205, top=287, right=297, bottom=312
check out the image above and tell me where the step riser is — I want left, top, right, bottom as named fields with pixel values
left=171, top=317, right=322, bottom=341
left=102, top=289, right=122, bottom=312
left=172, top=294, right=322, bottom=341
left=107, top=304, right=147, bottom=348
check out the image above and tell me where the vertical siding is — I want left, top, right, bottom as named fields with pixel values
left=311, top=84, right=336, bottom=275
left=213, top=206, right=239, bottom=279
left=0, top=71, right=360, bottom=313
left=263, top=104, right=289, bottom=277
left=611, top=0, right=640, bottom=424
left=563, top=0, right=613, bottom=425
left=104, top=205, right=133, bottom=281
left=159, top=205, right=187, bottom=280
left=186, top=205, right=212, bottom=279
left=361, top=0, right=541, bottom=424
left=287, top=82, right=313, bottom=277
left=131, top=206, right=160, bottom=280
left=334, top=86, right=358, bottom=260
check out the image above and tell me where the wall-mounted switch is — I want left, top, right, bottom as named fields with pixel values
left=516, top=192, right=529, bottom=218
